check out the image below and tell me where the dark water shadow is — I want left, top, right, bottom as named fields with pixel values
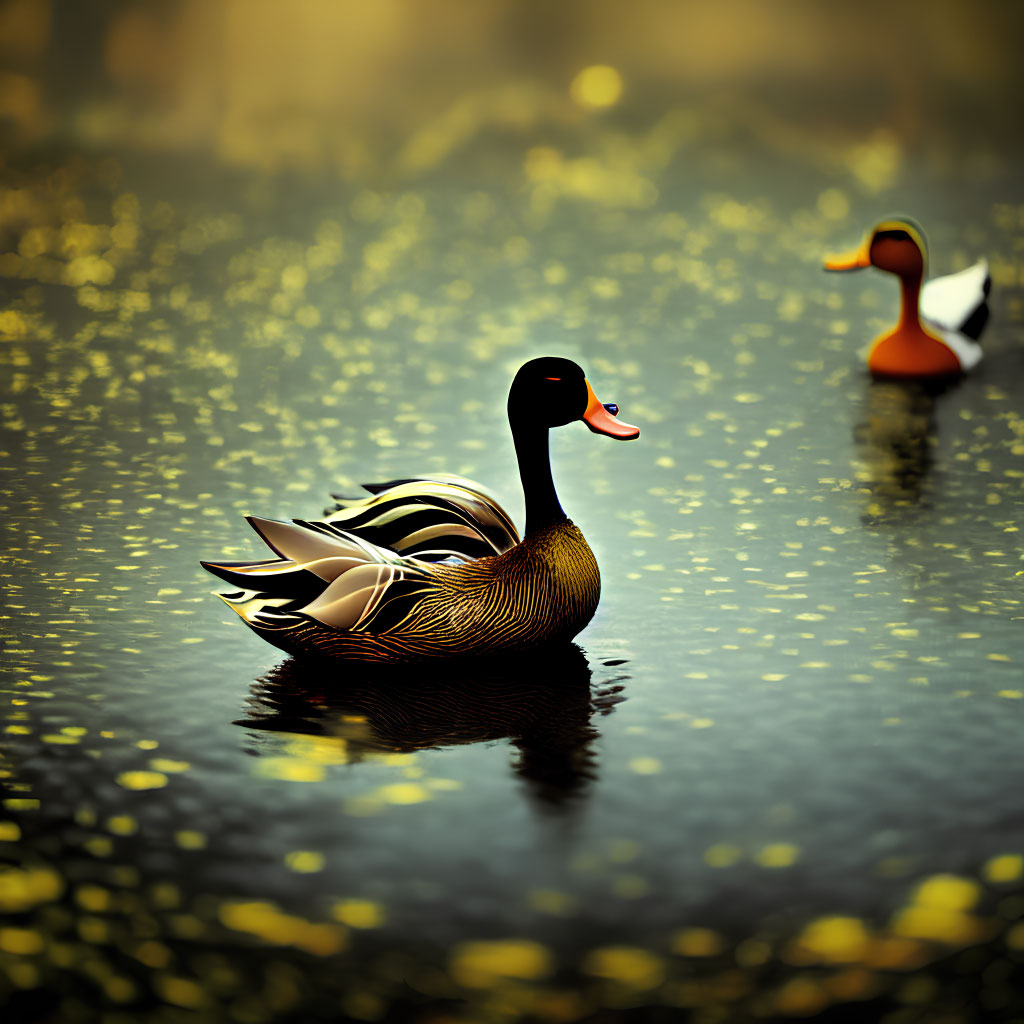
left=234, top=644, right=628, bottom=809
left=855, top=377, right=952, bottom=524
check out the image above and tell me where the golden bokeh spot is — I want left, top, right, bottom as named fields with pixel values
left=582, top=946, right=665, bottom=989
left=755, top=843, right=800, bottom=868
left=0, top=928, right=44, bottom=955
left=912, top=874, right=980, bottom=912
left=0, top=822, right=21, bottom=842
left=75, top=885, right=111, bottom=912
left=154, top=975, right=206, bottom=1010
left=789, top=916, right=871, bottom=964
left=890, top=907, right=982, bottom=945
left=174, top=830, right=206, bottom=850
left=285, top=734, right=350, bottom=766
left=104, top=976, right=137, bottom=1004
left=983, top=853, right=1023, bottom=884
left=450, top=939, right=553, bottom=987
left=219, top=901, right=347, bottom=957
left=570, top=65, right=623, bottom=109
left=332, top=899, right=385, bottom=929
left=704, top=843, right=742, bottom=868
left=671, top=927, right=726, bottom=958
left=284, top=851, right=325, bottom=873
left=116, top=770, right=168, bottom=790
left=108, top=815, right=137, bottom=835
left=377, top=783, right=431, bottom=805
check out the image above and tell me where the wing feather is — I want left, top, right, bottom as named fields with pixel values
left=323, top=475, right=519, bottom=557
left=920, top=260, right=990, bottom=337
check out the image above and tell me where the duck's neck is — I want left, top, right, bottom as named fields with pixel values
left=897, top=271, right=925, bottom=333
left=512, top=423, right=566, bottom=536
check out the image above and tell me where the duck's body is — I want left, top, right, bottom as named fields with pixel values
left=826, top=218, right=990, bottom=379
left=223, top=517, right=599, bottom=662
left=202, top=359, right=638, bottom=662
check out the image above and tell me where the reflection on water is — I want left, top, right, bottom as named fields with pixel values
left=237, top=644, right=627, bottom=808
left=855, top=378, right=942, bottom=518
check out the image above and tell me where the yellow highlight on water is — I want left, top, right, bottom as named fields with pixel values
left=219, top=901, right=347, bottom=956
left=284, top=851, right=325, bottom=873
left=791, top=916, right=871, bottom=963
left=570, top=65, right=623, bottom=109
left=582, top=946, right=665, bottom=989
left=983, top=853, right=1023, bottom=883
left=332, top=899, right=384, bottom=929
left=116, top=771, right=168, bottom=791
left=450, top=939, right=553, bottom=987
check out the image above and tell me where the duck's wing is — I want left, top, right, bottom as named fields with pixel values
left=323, top=473, right=520, bottom=563
left=921, top=259, right=991, bottom=341
left=202, top=518, right=435, bottom=634
left=932, top=326, right=984, bottom=372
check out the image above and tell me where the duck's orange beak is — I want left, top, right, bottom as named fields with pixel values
left=824, top=236, right=872, bottom=271
left=582, top=380, right=639, bottom=439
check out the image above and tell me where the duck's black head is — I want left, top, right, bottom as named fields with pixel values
left=508, top=357, right=639, bottom=439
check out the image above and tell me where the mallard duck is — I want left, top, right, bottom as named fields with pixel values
left=825, top=217, right=990, bottom=378
left=201, top=357, right=639, bottom=661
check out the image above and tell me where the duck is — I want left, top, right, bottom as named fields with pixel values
left=201, top=357, right=639, bottom=662
left=824, top=216, right=990, bottom=379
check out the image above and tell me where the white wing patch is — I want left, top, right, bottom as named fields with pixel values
left=920, top=260, right=989, bottom=334
left=933, top=326, right=983, bottom=371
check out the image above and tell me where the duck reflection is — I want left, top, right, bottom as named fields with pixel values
left=235, top=644, right=626, bottom=808
left=855, top=379, right=945, bottom=520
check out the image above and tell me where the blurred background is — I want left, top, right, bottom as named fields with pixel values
left=2, top=0, right=1023, bottom=178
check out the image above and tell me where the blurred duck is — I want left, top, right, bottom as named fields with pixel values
left=202, top=357, right=639, bottom=662
left=825, top=217, right=990, bottom=378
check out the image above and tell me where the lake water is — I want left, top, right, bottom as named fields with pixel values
left=2, top=121, right=1023, bottom=1023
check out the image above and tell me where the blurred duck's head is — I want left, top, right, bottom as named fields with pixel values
left=825, top=217, right=928, bottom=278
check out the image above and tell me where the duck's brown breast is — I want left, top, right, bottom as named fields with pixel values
left=422, top=520, right=601, bottom=652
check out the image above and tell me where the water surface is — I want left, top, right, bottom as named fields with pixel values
left=2, top=125, right=1024, bottom=1022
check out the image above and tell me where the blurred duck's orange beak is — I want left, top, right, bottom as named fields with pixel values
left=824, top=237, right=872, bottom=271
left=582, top=380, right=639, bottom=439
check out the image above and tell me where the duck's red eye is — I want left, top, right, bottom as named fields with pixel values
left=545, top=376, right=561, bottom=381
